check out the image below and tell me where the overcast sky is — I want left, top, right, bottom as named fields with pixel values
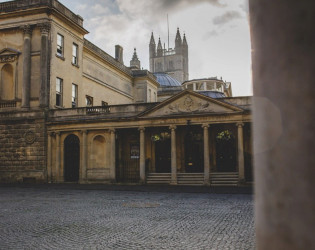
left=1, top=0, right=252, bottom=96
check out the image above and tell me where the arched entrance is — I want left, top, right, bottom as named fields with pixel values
left=64, top=134, right=80, bottom=182
left=215, top=130, right=236, bottom=172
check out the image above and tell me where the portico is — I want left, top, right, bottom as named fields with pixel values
left=47, top=90, right=252, bottom=186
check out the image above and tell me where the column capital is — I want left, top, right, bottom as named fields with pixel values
left=80, top=129, right=88, bottom=134
left=138, top=127, right=145, bottom=132
left=20, top=25, right=33, bottom=37
left=109, top=128, right=115, bottom=133
left=48, top=131, right=55, bottom=136
left=38, top=22, right=51, bottom=35
left=169, top=125, right=177, bottom=130
left=202, top=123, right=210, bottom=129
left=55, top=131, right=61, bottom=136
left=236, top=122, right=244, bottom=127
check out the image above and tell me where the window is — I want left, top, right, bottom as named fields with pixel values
left=196, top=82, right=204, bottom=91
left=86, top=95, right=93, bottom=107
left=72, top=84, right=78, bottom=108
left=102, top=101, right=108, bottom=106
left=56, top=34, right=64, bottom=57
left=72, top=43, right=78, bottom=65
left=56, top=78, right=63, bottom=106
left=168, top=60, right=174, bottom=70
left=148, top=89, right=151, bottom=102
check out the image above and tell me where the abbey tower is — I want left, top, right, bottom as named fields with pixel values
left=149, top=28, right=188, bottom=83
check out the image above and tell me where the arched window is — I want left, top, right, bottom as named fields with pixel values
left=1, top=64, right=14, bottom=100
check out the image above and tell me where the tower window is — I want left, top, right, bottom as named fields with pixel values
left=72, top=43, right=78, bottom=65
left=56, top=77, right=63, bottom=107
left=169, top=61, right=174, bottom=70
left=72, top=84, right=78, bottom=108
left=56, top=34, right=64, bottom=57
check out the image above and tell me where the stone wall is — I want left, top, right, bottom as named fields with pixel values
left=0, top=110, right=46, bottom=183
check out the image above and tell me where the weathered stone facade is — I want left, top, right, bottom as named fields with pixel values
left=0, top=110, right=46, bottom=183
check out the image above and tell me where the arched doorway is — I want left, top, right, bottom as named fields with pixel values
left=64, top=134, right=80, bottom=182
left=215, top=130, right=236, bottom=172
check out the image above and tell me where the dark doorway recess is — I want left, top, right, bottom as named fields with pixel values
left=185, top=127, right=203, bottom=173
left=154, top=132, right=171, bottom=173
left=64, top=134, right=80, bottom=182
left=215, top=130, right=237, bottom=172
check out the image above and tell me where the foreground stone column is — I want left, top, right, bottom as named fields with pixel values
left=110, top=129, right=116, bottom=182
left=39, top=23, right=50, bottom=107
left=81, top=130, right=88, bottom=183
left=55, top=132, right=61, bottom=182
left=21, top=25, right=32, bottom=108
left=170, top=125, right=177, bottom=185
left=249, top=1, right=315, bottom=249
left=236, top=123, right=245, bottom=182
left=202, top=124, right=210, bottom=185
left=139, top=127, right=145, bottom=183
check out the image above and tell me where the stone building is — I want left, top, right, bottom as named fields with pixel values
left=149, top=28, right=189, bottom=83
left=0, top=0, right=252, bottom=186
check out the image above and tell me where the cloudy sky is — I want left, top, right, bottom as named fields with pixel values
left=1, top=0, right=252, bottom=96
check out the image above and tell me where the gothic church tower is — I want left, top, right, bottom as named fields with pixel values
left=149, top=28, right=189, bottom=83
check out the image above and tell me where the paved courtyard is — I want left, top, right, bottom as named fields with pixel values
left=0, top=186, right=254, bottom=249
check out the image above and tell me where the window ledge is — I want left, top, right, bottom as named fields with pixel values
left=56, top=54, right=65, bottom=61
left=71, top=63, right=80, bottom=68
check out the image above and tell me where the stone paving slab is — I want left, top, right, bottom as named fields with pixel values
left=0, top=186, right=255, bottom=249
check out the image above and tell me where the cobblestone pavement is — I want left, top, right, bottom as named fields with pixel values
left=0, top=186, right=254, bottom=249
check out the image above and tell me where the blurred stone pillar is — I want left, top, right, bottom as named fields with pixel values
left=236, top=122, right=245, bottom=182
left=249, top=1, right=315, bottom=249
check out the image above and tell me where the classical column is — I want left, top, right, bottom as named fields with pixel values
left=55, top=132, right=61, bottom=182
left=169, top=125, right=177, bottom=185
left=250, top=2, right=315, bottom=248
left=38, top=23, right=50, bottom=107
left=21, top=25, right=32, bottom=108
left=47, top=132, right=53, bottom=183
left=81, top=130, right=88, bottom=183
left=139, top=127, right=145, bottom=183
left=236, top=123, right=245, bottom=181
left=202, top=124, right=210, bottom=185
left=110, top=129, right=116, bottom=182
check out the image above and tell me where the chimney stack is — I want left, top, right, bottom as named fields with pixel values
left=115, top=45, right=123, bottom=64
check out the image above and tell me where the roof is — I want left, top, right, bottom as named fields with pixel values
left=154, top=73, right=181, bottom=87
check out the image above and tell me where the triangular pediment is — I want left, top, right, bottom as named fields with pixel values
left=0, top=48, right=20, bottom=63
left=140, top=90, right=243, bottom=118
left=0, top=48, right=21, bottom=56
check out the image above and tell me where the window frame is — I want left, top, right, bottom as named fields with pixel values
left=85, top=95, right=93, bottom=107
left=56, top=33, right=64, bottom=57
left=72, top=43, right=78, bottom=65
left=72, top=83, right=78, bottom=108
left=56, top=77, right=63, bottom=107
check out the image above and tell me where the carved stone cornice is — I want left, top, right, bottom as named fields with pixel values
left=38, top=22, right=51, bottom=35
left=0, top=48, right=21, bottom=63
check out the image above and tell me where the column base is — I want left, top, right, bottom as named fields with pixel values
left=204, top=180, right=210, bottom=186
left=170, top=180, right=177, bottom=185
